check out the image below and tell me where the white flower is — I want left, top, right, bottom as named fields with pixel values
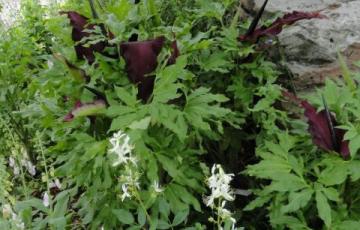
left=204, top=165, right=239, bottom=229
left=42, top=192, right=50, bottom=207
left=108, top=131, right=136, bottom=167
left=55, top=178, right=62, bottom=189
left=121, top=184, right=131, bottom=201
left=218, top=201, right=231, bottom=217
left=207, top=201, right=236, bottom=230
left=218, top=201, right=236, bottom=227
left=119, top=168, right=140, bottom=201
left=9, top=157, right=20, bottom=176
left=3, top=205, right=25, bottom=229
left=20, top=159, right=36, bottom=176
left=26, top=161, right=36, bottom=176
left=152, top=181, right=164, bottom=193
left=205, top=164, right=234, bottom=207
left=49, top=179, right=62, bottom=189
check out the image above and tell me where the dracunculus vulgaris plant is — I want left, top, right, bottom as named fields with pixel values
left=239, top=0, right=326, bottom=43
left=120, top=37, right=165, bottom=102
left=119, top=37, right=180, bottom=101
left=60, top=11, right=118, bottom=64
left=63, top=99, right=107, bottom=122
left=241, top=0, right=341, bottom=157
left=61, top=1, right=326, bottom=120
left=59, top=11, right=180, bottom=120
left=61, top=11, right=179, bottom=94
left=283, top=91, right=350, bottom=159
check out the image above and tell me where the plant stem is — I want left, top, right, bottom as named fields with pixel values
left=37, top=132, right=53, bottom=211
left=88, top=0, right=99, bottom=19
left=343, top=177, right=352, bottom=209
left=133, top=188, right=153, bottom=227
left=230, top=3, right=243, bottom=29
left=96, top=0, right=105, bottom=10
left=217, top=198, right=222, bottom=229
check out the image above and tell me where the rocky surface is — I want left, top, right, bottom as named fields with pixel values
left=254, top=0, right=360, bottom=91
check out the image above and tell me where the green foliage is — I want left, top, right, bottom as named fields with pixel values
left=1, top=0, right=245, bottom=229
left=246, top=76, right=360, bottom=229
left=2, top=0, right=360, bottom=229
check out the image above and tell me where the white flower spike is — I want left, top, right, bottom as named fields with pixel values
left=206, top=164, right=234, bottom=207
left=205, top=164, right=239, bottom=229
left=119, top=170, right=140, bottom=202
left=43, top=192, right=50, bottom=207
left=108, top=131, right=136, bottom=167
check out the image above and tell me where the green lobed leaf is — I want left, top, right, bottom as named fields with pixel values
left=115, top=86, right=138, bottom=107
left=129, top=116, right=152, bottom=130
left=321, top=187, right=340, bottom=202
left=184, top=87, right=231, bottom=134
left=271, top=215, right=309, bottom=229
left=318, top=162, right=348, bottom=186
left=152, top=56, right=188, bottom=104
left=150, top=104, right=188, bottom=141
left=158, top=197, right=171, bottom=220
left=268, top=174, right=308, bottom=192
left=315, top=190, right=332, bottom=228
left=172, top=208, right=189, bottom=226
left=349, top=160, right=360, bottom=181
left=243, top=195, right=272, bottom=211
left=281, top=188, right=313, bottom=213
left=112, top=209, right=135, bottom=225
left=137, top=207, right=146, bottom=227
left=349, top=135, right=360, bottom=158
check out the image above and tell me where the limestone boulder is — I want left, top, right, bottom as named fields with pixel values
left=254, top=0, right=360, bottom=90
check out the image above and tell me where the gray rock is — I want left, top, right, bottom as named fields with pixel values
left=254, top=0, right=360, bottom=90
left=254, top=0, right=352, bottom=12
